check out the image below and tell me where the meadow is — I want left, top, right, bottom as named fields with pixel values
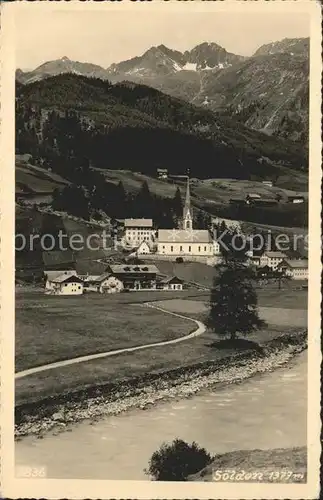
left=15, top=284, right=307, bottom=407
left=15, top=290, right=195, bottom=372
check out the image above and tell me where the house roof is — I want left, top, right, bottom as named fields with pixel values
left=157, top=168, right=168, bottom=173
left=137, top=240, right=154, bottom=249
left=124, top=218, right=153, bottom=228
left=263, top=251, right=287, bottom=259
left=160, top=276, right=183, bottom=284
left=157, top=229, right=213, bottom=243
left=247, top=193, right=261, bottom=198
left=280, top=259, right=308, bottom=269
left=45, top=270, right=77, bottom=281
left=109, top=264, right=159, bottom=274
left=52, top=274, right=84, bottom=284
left=252, top=198, right=277, bottom=204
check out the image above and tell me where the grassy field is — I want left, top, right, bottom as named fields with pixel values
left=15, top=320, right=298, bottom=407
left=15, top=283, right=307, bottom=407
left=154, top=299, right=307, bottom=328
left=189, top=446, right=306, bottom=482
left=15, top=291, right=195, bottom=372
left=185, top=286, right=308, bottom=311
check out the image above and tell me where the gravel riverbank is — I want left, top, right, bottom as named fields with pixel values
left=15, top=330, right=307, bottom=439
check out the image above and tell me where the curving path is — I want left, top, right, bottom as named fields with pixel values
left=15, top=303, right=206, bottom=380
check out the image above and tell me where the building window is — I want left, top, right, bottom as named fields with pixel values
left=204, top=246, right=207, bottom=251
left=162, top=245, right=165, bottom=249
left=198, top=246, right=201, bottom=252
left=180, top=246, right=183, bottom=252
left=188, top=246, right=191, bottom=252
left=171, top=246, right=173, bottom=252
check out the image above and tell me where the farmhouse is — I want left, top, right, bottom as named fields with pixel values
left=136, top=240, right=155, bottom=255
left=287, top=195, right=305, bottom=204
left=83, top=273, right=124, bottom=293
left=124, top=218, right=155, bottom=247
left=45, top=270, right=77, bottom=292
left=157, top=276, right=183, bottom=291
left=278, top=259, right=308, bottom=280
left=107, top=264, right=159, bottom=291
left=157, top=177, right=218, bottom=259
left=45, top=273, right=84, bottom=295
left=259, top=251, right=287, bottom=270
left=246, top=193, right=261, bottom=204
left=157, top=168, right=168, bottom=180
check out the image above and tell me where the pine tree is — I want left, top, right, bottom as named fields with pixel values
left=207, top=259, right=265, bottom=341
left=173, top=187, right=183, bottom=218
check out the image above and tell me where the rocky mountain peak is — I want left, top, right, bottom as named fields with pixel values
left=253, top=37, right=309, bottom=57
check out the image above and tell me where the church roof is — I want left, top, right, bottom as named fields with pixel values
left=158, top=229, right=213, bottom=243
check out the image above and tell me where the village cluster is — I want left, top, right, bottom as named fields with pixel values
left=45, top=178, right=308, bottom=295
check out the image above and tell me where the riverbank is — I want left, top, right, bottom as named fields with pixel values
left=15, top=329, right=307, bottom=439
left=189, top=446, right=307, bottom=482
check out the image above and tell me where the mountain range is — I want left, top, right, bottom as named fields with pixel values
left=16, top=71, right=307, bottom=184
left=16, top=37, right=309, bottom=143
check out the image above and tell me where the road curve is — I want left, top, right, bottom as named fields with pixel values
left=15, top=303, right=206, bottom=379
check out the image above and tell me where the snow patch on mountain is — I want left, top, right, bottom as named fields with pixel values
left=182, top=62, right=197, bottom=71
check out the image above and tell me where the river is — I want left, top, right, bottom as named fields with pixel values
left=15, top=351, right=307, bottom=480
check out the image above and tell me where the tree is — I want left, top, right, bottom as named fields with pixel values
left=145, top=439, right=212, bottom=481
left=172, top=187, right=182, bottom=218
left=135, top=180, right=152, bottom=217
left=207, top=259, right=266, bottom=341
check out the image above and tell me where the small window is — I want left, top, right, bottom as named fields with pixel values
left=198, top=246, right=201, bottom=252
left=188, top=246, right=191, bottom=252
left=171, top=246, right=173, bottom=252
left=204, top=246, right=207, bottom=251
left=78, top=286, right=81, bottom=289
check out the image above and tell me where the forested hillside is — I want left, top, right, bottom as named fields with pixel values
left=16, top=74, right=307, bottom=182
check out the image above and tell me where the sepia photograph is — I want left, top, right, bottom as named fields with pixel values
left=0, top=0, right=321, bottom=498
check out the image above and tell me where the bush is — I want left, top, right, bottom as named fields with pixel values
left=145, top=439, right=212, bottom=481
left=176, top=257, right=184, bottom=263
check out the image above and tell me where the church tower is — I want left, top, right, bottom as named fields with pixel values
left=182, top=175, right=193, bottom=230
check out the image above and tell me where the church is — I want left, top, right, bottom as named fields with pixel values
left=157, top=177, right=219, bottom=258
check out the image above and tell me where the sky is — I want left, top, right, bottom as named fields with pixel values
left=14, top=6, right=310, bottom=70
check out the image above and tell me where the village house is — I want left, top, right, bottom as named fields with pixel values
left=45, top=272, right=84, bottom=295
left=246, top=193, right=261, bottom=204
left=107, top=264, right=159, bottom=291
left=278, top=259, right=308, bottom=280
left=262, top=180, right=273, bottom=188
left=136, top=240, right=155, bottom=256
left=45, top=270, right=77, bottom=292
left=124, top=218, right=155, bottom=247
left=83, top=273, right=124, bottom=293
left=287, top=195, right=305, bottom=204
left=259, top=251, right=287, bottom=270
left=157, top=276, right=183, bottom=291
left=157, top=168, right=168, bottom=180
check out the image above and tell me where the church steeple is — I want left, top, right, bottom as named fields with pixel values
left=183, top=173, right=193, bottom=230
